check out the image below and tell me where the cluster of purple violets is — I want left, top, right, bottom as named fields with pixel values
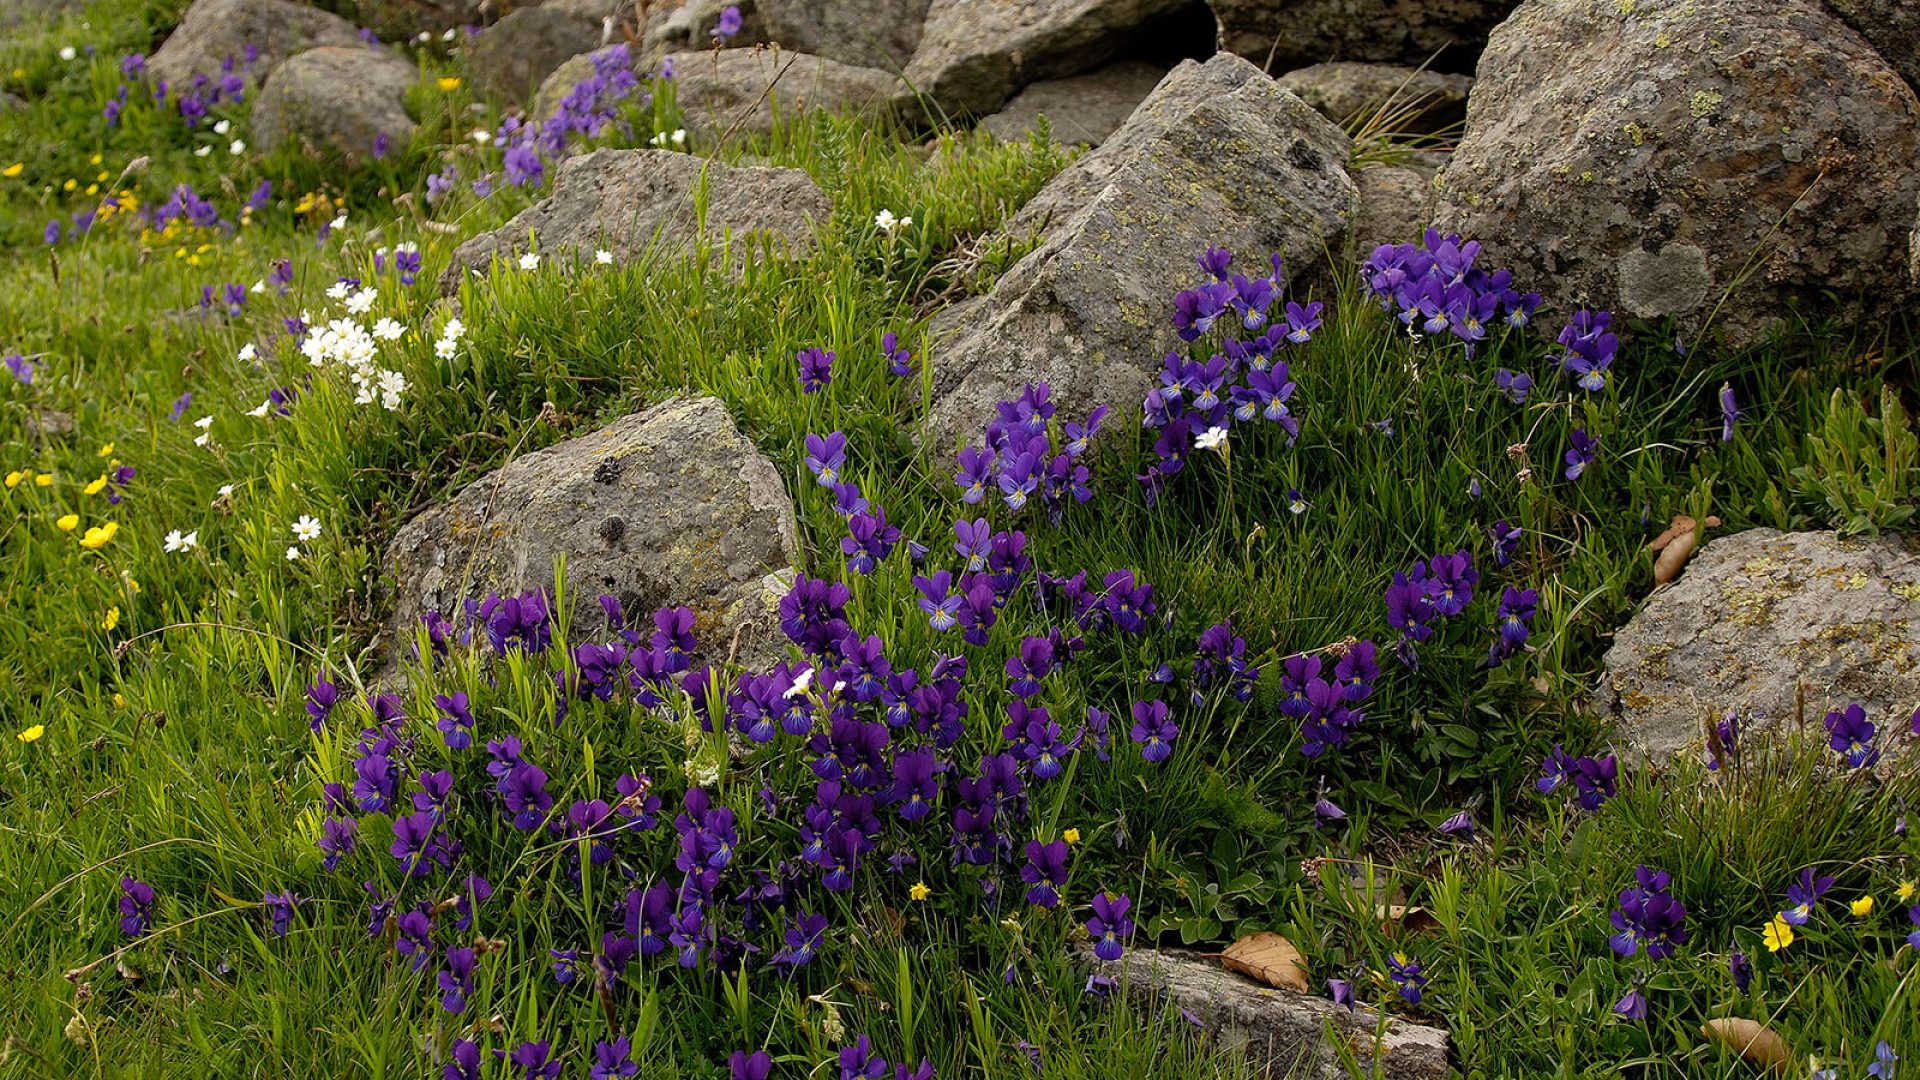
left=373, top=246, right=424, bottom=286
left=1383, top=549, right=1479, bottom=669
left=951, top=382, right=1106, bottom=524
left=1607, top=865, right=1687, bottom=960
left=1138, top=248, right=1315, bottom=504
left=1277, top=641, right=1379, bottom=758
left=476, top=44, right=658, bottom=199
left=1536, top=745, right=1618, bottom=810
left=1824, top=703, right=1879, bottom=769
left=1361, top=231, right=1541, bottom=355
left=103, top=49, right=253, bottom=130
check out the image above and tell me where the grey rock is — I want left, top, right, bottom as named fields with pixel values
left=757, top=0, right=927, bottom=70
left=440, top=148, right=830, bottom=289
left=0, top=90, right=24, bottom=111
left=979, top=60, right=1166, bottom=146
left=1821, top=0, right=1920, bottom=95
left=1351, top=163, right=1433, bottom=253
left=1092, top=946, right=1449, bottom=1080
left=469, top=6, right=604, bottom=102
left=666, top=47, right=907, bottom=142
left=533, top=52, right=600, bottom=122
left=1209, top=0, right=1515, bottom=73
left=1432, top=0, right=1920, bottom=347
left=904, top=0, right=1193, bottom=117
left=347, top=0, right=486, bottom=40
left=25, top=408, right=75, bottom=447
left=383, top=396, right=798, bottom=667
left=0, top=0, right=81, bottom=29
left=638, top=0, right=764, bottom=64
left=150, top=0, right=365, bottom=86
left=1276, top=62, right=1472, bottom=135
left=252, top=46, right=418, bottom=162
left=926, top=53, right=1355, bottom=446
left=1601, top=529, right=1920, bottom=761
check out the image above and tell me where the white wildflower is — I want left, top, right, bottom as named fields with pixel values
left=163, top=529, right=198, bottom=553
left=229, top=139, right=246, bottom=156
left=517, top=251, right=540, bottom=271
left=237, top=342, right=257, bottom=363
left=325, top=281, right=351, bottom=301
left=291, top=515, right=322, bottom=542
left=1195, top=426, right=1229, bottom=453
left=213, top=119, right=231, bottom=135
left=193, top=145, right=212, bottom=157
left=344, top=287, right=377, bottom=315
left=594, top=249, right=614, bottom=265
left=246, top=399, right=271, bottom=418
left=285, top=545, right=302, bottom=561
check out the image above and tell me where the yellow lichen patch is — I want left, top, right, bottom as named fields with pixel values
left=1891, top=582, right=1920, bottom=603
left=1690, top=90, right=1723, bottom=118
left=1623, top=123, right=1646, bottom=146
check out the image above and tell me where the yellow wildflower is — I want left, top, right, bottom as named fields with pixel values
left=84, top=474, right=108, bottom=496
left=437, top=76, right=462, bottom=91
left=62, top=178, right=76, bottom=191
left=1763, top=916, right=1795, bottom=953
left=1851, top=896, right=1875, bottom=917
left=113, top=693, right=125, bottom=708
left=1899, top=881, right=1915, bottom=904
left=2, top=162, right=22, bottom=178
left=1063, top=828, right=1081, bottom=845
left=5, top=470, right=21, bottom=488
left=35, top=473, right=53, bottom=486
left=17, top=724, right=44, bottom=743
left=97, top=442, right=113, bottom=457
left=79, top=521, right=118, bottom=549
left=90, top=153, right=102, bottom=165
left=100, top=606, right=120, bottom=631
left=55, top=513, right=78, bottom=531
left=909, top=882, right=931, bottom=901
left=85, top=183, right=98, bottom=196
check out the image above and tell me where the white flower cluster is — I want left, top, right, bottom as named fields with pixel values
left=434, top=317, right=465, bottom=361
left=298, top=284, right=409, bottom=410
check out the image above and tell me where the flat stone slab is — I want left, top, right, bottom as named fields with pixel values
left=1093, top=946, right=1449, bottom=1080
left=1602, top=528, right=1920, bottom=759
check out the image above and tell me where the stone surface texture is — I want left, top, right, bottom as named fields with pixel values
left=979, top=60, right=1167, bottom=146
left=1432, top=0, right=1920, bottom=345
left=440, top=148, right=830, bottom=288
left=1209, top=0, right=1516, bottom=73
left=384, top=396, right=797, bottom=666
left=1094, top=946, right=1450, bottom=1080
left=469, top=6, right=606, bottom=102
left=904, top=0, right=1194, bottom=117
left=1351, top=163, right=1435, bottom=253
left=638, top=0, right=765, bottom=64
left=150, top=0, right=365, bottom=85
left=926, top=52, right=1355, bottom=446
left=1601, top=528, right=1920, bottom=760
left=1276, top=62, right=1472, bottom=134
left=757, top=0, right=928, bottom=70
left=1821, top=0, right=1920, bottom=94
left=252, top=46, right=418, bottom=161
left=666, top=47, right=908, bottom=141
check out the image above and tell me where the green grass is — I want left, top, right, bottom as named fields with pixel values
left=4, top=1, right=1920, bottom=1077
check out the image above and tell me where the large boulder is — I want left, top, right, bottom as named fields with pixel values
left=1601, top=529, right=1920, bottom=761
left=904, top=0, right=1195, bottom=117
left=345, top=0, right=484, bottom=40
left=469, top=6, right=605, bottom=102
left=1090, top=946, right=1449, bottom=1080
left=926, top=53, right=1356, bottom=445
left=1276, top=62, right=1471, bottom=135
left=384, top=396, right=798, bottom=666
left=149, top=0, right=365, bottom=85
left=440, top=148, right=830, bottom=289
left=1351, top=163, right=1435, bottom=254
left=1432, top=0, right=1920, bottom=345
left=638, top=0, right=764, bottom=64
left=666, top=47, right=907, bottom=141
left=1821, top=0, right=1920, bottom=95
left=252, top=46, right=417, bottom=162
left=756, top=0, right=928, bottom=70
left=979, top=60, right=1166, bottom=146
left=1208, top=0, right=1515, bottom=74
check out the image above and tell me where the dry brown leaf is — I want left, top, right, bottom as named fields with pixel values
left=1701, top=1018, right=1791, bottom=1073
left=1374, top=904, right=1444, bottom=935
left=1648, top=514, right=1697, bottom=553
left=1653, top=529, right=1697, bottom=587
left=1219, top=931, right=1309, bottom=992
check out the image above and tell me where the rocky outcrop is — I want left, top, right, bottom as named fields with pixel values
left=926, top=53, right=1356, bottom=445
left=904, top=0, right=1194, bottom=117
left=149, top=0, right=364, bottom=85
left=979, top=60, right=1166, bottom=146
left=252, top=46, right=417, bottom=162
left=666, top=47, right=907, bottom=141
left=1276, top=62, right=1471, bottom=135
left=440, top=149, right=830, bottom=288
left=756, top=0, right=927, bottom=70
left=1821, top=0, right=1920, bottom=96
left=1602, top=529, right=1920, bottom=760
left=469, top=6, right=605, bottom=102
left=384, top=396, right=797, bottom=667
left=1091, top=946, right=1449, bottom=1080
left=1208, top=0, right=1515, bottom=74
left=1432, top=0, right=1920, bottom=346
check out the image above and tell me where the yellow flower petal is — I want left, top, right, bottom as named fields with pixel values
left=1063, top=828, right=1081, bottom=845
left=17, top=724, right=44, bottom=743
left=1763, top=916, right=1795, bottom=953
left=1898, top=881, right=1915, bottom=904
left=55, top=513, right=78, bottom=531
left=83, top=475, right=108, bottom=495
left=35, top=473, right=53, bottom=486
left=437, top=76, right=461, bottom=91
left=909, top=882, right=931, bottom=901
left=2, top=162, right=23, bottom=178
left=100, top=605, right=120, bottom=631
left=1851, top=896, right=1875, bottom=917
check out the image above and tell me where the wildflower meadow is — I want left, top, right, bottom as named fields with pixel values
left=5, top=1, right=1920, bottom=1078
